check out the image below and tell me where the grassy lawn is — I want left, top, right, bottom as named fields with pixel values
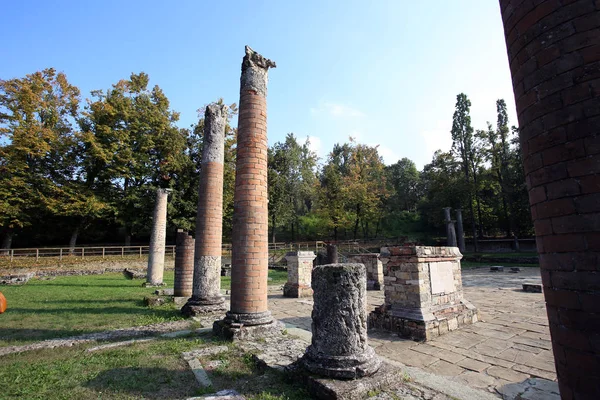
left=0, top=269, right=289, bottom=347
left=0, top=335, right=309, bottom=400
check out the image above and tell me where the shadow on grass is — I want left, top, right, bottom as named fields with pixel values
left=0, top=328, right=88, bottom=342
left=4, top=306, right=181, bottom=317
left=85, top=367, right=199, bottom=399
left=31, top=283, right=144, bottom=288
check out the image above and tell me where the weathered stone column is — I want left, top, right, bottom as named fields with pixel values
left=326, top=244, right=338, bottom=264
left=174, top=229, right=194, bottom=298
left=214, top=46, right=284, bottom=339
left=283, top=251, right=316, bottom=298
left=182, top=103, right=227, bottom=316
left=499, top=2, right=600, bottom=397
left=347, top=253, right=384, bottom=290
left=443, top=207, right=457, bottom=247
left=146, top=188, right=171, bottom=286
left=301, top=263, right=381, bottom=379
left=455, top=209, right=466, bottom=253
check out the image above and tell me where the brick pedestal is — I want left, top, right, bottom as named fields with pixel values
left=146, top=188, right=171, bottom=286
left=283, top=251, right=316, bottom=298
left=174, top=230, right=194, bottom=297
left=499, top=2, right=600, bottom=398
left=368, top=246, right=478, bottom=341
left=346, top=253, right=384, bottom=290
left=214, top=46, right=284, bottom=339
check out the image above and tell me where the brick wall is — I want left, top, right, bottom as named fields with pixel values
left=174, top=230, right=194, bottom=297
left=499, top=1, right=600, bottom=397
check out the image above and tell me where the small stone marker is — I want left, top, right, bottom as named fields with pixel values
left=510, top=267, right=521, bottom=273
left=123, top=268, right=145, bottom=280
left=490, top=266, right=504, bottom=272
left=523, top=283, right=542, bottom=293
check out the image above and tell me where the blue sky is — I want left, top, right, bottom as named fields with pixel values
left=1, top=0, right=517, bottom=169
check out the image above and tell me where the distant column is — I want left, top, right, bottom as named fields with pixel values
left=326, top=244, right=338, bottom=264
left=174, top=229, right=194, bottom=298
left=214, top=46, right=282, bottom=338
left=443, top=207, right=457, bottom=247
left=182, top=103, right=228, bottom=316
left=455, top=209, right=465, bottom=253
left=146, top=188, right=171, bottom=286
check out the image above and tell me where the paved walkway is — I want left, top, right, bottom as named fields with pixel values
left=268, top=267, right=556, bottom=396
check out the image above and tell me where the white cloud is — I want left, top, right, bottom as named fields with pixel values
left=420, top=120, right=453, bottom=161
left=306, top=135, right=322, bottom=157
left=310, top=101, right=365, bottom=118
left=375, top=144, right=400, bottom=165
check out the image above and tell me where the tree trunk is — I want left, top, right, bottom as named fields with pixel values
left=291, top=222, right=295, bottom=242
left=0, top=231, right=13, bottom=255
left=333, top=226, right=338, bottom=241
left=476, top=194, right=484, bottom=239
left=125, top=225, right=132, bottom=246
left=353, top=204, right=360, bottom=240
left=470, top=202, right=479, bottom=253
left=271, top=214, right=277, bottom=243
left=68, top=225, right=80, bottom=255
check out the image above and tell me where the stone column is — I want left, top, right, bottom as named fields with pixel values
left=443, top=207, right=457, bottom=247
left=499, top=3, right=600, bottom=397
left=455, top=209, right=466, bottom=253
left=326, top=244, right=338, bottom=264
left=300, top=263, right=381, bottom=379
left=182, top=103, right=228, bottom=316
left=174, top=230, right=194, bottom=298
left=214, top=46, right=283, bottom=338
left=146, top=188, right=171, bottom=286
left=283, top=251, right=316, bottom=298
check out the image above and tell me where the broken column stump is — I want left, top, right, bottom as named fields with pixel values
left=146, top=188, right=171, bottom=286
left=288, top=263, right=398, bottom=400
left=346, top=253, right=383, bottom=290
left=283, top=251, right=316, bottom=298
left=174, top=229, right=194, bottom=301
left=368, top=246, right=478, bottom=341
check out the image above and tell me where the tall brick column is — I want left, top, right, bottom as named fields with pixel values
left=214, top=46, right=285, bottom=340
left=146, top=188, right=171, bottom=286
left=182, top=103, right=228, bottom=316
left=499, top=1, right=600, bottom=398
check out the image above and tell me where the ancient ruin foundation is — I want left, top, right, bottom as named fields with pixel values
left=174, top=229, right=194, bottom=298
left=283, top=251, right=316, bottom=298
left=369, top=246, right=478, bottom=340
left=182, top=103, right=227, bottom=316
left=146, top=188, right=170, bottom=286
left=214, top=46, right=284, bottom=339
left=499, top=2, right=600, bottom=397
left=346, top=253, right=383, bottom=290
left=300, top=263, right=381, bottom=379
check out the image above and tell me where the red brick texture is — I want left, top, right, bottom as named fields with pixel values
left=499, top=1, right=600, bottom=397
left=195, top=162, right=224, bottom=256
left=174, top=230, right=194, bottom=297
left=229, top=90, right=270, bottom=315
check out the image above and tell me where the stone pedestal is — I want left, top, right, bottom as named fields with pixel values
left=300, top=263, right=381, bottom=379
left=182, top=103, right=228, bottom=317
left=214, top=46, right=280, bottom=339
left=368, top=246, right=478, bottom=341
left=346, top=254, right=383, bottom=290
left=146, top=188, right=171, bottom=286
left=174, top=230, right=194, bottom=298
left=283, top=251, right=316, bottom=298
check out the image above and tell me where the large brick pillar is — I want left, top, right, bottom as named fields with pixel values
left=214, top=46, right=284, bottom=339
left=146, top=188, right=171, bottom=286
left=498, top=1, right=600, bottom=398
left=182, top=103, right=228, bottom=316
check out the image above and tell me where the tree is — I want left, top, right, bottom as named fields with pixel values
left=0, top=68, right=82, bottom=249
left=386, top=157, right=420, bottom=212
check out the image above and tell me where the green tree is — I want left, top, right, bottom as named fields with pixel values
left=386, top=157, right=420, bottom=212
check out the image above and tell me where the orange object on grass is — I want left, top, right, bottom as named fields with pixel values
left=0, top=291, right=6, bottom=313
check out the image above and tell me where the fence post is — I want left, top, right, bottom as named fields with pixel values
left=172, top=245, right=175, bottom=258
left=122, top=247, right=124, bottom=258
left=10, top=249, right=13, bottom=262
left=102, top=247, right=105, bottom=259
left=82, top=248, right=85, bottom=258
left=139, top=246, right=142, bottom=258
left=59, top=248, right=63, bottom=260
left=36, top=248, right=39, bottom=261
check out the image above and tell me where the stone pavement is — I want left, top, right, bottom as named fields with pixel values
left=268, top=267, right=557, bottom=397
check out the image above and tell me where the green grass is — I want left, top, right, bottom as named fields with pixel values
left=0, top=269, right=289, bottom=347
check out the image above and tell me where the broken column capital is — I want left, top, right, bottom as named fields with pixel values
left=240, top=46, right=276, bottom=97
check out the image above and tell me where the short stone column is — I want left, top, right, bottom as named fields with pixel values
left=346, top=254, right=383, bottom=290
left=214, top=46, right=284, bottom=339
left=283, top=251, right=316, bottom=298
left=174, top=230, right=194, bottom=298
left=300, top=263, right=381, bottom=379
left=368, top=246, right=478, bottom=341
left=455, top=209, right=465, bottom=253
left=182, top=103, right=228, bottom=316
left=326, top=244, right=338, bottom=264
left=146, top=188, right=171, bottom=286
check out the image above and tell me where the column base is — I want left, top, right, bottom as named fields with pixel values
left=224, top=310, right=273, bottom=326
left=142, top=281, right=166, bottom=288
left=212, top=318, right=286, bottom=342
left=181, top=296, right=227, bottom=317
left=300, top=344, right=382, bottom=379
left=283, top=283, right=313, bottom=298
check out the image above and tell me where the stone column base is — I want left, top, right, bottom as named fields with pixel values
left=181, top=297, right=227, bottom=317
left=283, top=283, right=313, bottom=298
left=300, top=344, right=382, bottom=379
left=142, top=281, right=167, bottom=288
left=368, top=300, right=479, bottom=341
left=212, top=318, right=286, bottom=341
